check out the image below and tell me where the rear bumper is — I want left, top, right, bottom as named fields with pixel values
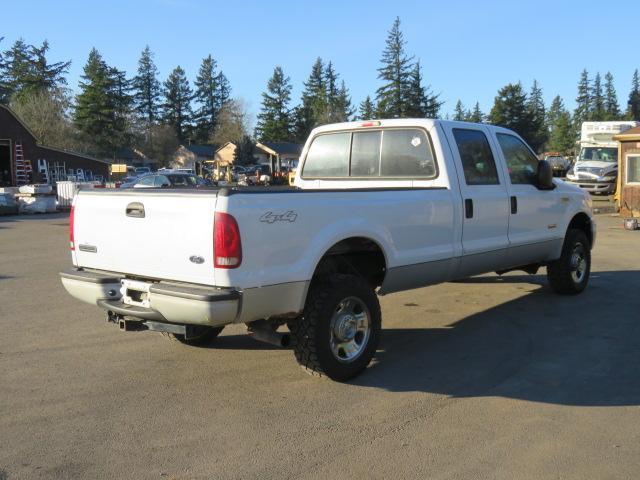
left=60, top=269, right=240, bottom=327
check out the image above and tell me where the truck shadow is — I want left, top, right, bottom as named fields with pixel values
left=354, top=270, right=640, bottom=407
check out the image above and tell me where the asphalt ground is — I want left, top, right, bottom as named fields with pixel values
left=1, top=213, right=639, bottom=479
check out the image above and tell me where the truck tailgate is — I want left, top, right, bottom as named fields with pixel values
left=72, top=190, right=218, bottom=285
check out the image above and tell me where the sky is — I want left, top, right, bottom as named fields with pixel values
left=3, top=0, right=639, bottom=125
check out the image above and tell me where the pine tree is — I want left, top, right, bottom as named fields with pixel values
left=468, top=102, right=484, bottom=123
left=376, top=17, right=413, bottom=117
left=294, top=57, right=327, bottom=141
left=217, top=72, right=231, bottom=109
left=132, top=46, right=161, bottom=130
left=526, top=80, right=548, bottom=152
left=590, top=72, right=605, bottom=120
left=0, top=37, right=5, bottom=101
left=358, top=95, right=376, bottom=120
left=2, top=39, right=33, bottom=101
left=603, top=72, right=620, bottom=120
left=255, top=66, right=293, bottom=142
left=163, top=66, right=193, bottom=143
left=453, top=100, right=466, bottom=121
left=405, top=61, right=442, bottom=118
left=74, top=48, right=129, bottom=156
left=25, top=40, right=70, bottom=96
left=233, top=134, right=255, bottom=166
left=489, top=82, right=535, bottom=146
left=574, top=69, right=591, bottom=131
left=193, top=54, right=221, bottom=143
left=626, top=69, right=640, bottom=121
left=547, top=96, right=574, bottom=154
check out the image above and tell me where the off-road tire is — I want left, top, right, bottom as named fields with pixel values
left=547, top=228, right=591, bottom=295
left=289, top=273, right=381, bottom=381
left=164, top=326, right=224, bottom=346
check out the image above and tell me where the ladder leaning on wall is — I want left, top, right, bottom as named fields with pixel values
left=13, top=141, right=33, bottom=186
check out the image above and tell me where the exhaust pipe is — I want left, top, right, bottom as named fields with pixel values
left=249, top=321, right=291, bottom=347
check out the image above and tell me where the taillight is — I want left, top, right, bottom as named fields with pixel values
left=214, top=212, right=242, bottom=268
left=69, top=205, right=75, bottom=250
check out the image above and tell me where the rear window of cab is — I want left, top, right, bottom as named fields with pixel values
left=301, top=128, right=437, bottom=179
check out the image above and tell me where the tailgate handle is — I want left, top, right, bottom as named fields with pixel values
left=126, top=202, right=145, bottom=218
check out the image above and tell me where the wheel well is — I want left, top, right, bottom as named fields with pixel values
left=568, top=213, right=593, bottom=247
left=312, top=237, right=386, bottom=288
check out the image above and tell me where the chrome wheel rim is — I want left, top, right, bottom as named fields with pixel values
left=329, top=296, right=371, bottom=363
left=569, top=244, right=587, bottom=283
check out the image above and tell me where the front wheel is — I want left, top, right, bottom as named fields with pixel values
left=289, top=273, right=381, bottom=381
left=547, top=228, right=591, bottom=294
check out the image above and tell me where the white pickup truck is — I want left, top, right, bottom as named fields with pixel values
left=61, top=119, right=595, bottom=381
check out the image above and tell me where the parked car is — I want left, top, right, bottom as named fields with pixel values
left=61, top=119, right=594, bottom=381
left=134, top=167, right=152, bottom=175
left=544, top=153, right=571, bottom=177
left=122, top=172, right=212, bottom=189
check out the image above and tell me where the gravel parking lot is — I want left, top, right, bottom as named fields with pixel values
left=1, top=213, right=639, bottom=479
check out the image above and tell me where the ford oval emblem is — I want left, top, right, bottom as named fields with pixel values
left=189, top=255, right=205, bottom=264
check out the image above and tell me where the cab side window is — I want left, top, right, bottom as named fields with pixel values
left=452, top=129, right=499, bottom=185
left=496, top=133, right=538, bottom=185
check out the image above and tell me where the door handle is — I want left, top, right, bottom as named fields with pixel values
left=510, top=196, right=518, bottom=214
left=464, top=198, right=473, bottom=219
left=126, top=202, right=145, bottom=218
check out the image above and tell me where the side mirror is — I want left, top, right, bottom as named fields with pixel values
left=537, top=160, right=555, bottom=190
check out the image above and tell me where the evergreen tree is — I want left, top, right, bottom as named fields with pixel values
left=0, top=37, right=5, bottom=101
left=193, top=54, right=221, bottom=143
left=489, top=82, right=535, bottom=146
left=405, top=61, right=442, bottom=118
left=453, top=100, right=466, bottom=121
left=74, top=48, right=129, bottom=156
left=626, top=69, right=640, bottom=121
left=574, top=69, right=591, bottom=131
left=255, top=66, right=293, bottom=142
left=358, top=95, right=376, bottom=120
left=590, top=72, right=605, bottom=120
left=603, top=72, right=620, bottom=120
left=547, top=96, right=574, bottom=154
left=217, top=72, right=231, bottom=109
left=25, top=40, right=70, bottom=96
left=132, top=46, right=161, bottom=130
left=468, top=102, right=484, bottom=123
left=526, top=80, right=548, bottom=152
left=2, top=39, right=32, bottom=101
left=376, top=17, right=413, bottom=117
left=163, top=66, right=193, bottom=143
left=294, top=57, right=327, bottom=141
left=109, top=66, right=134, bottom=150
left=233, top=134, right=255, bottom=166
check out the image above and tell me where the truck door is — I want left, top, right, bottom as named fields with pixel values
left=442, top=125, right=511, bottom=276
left=491, top=131, right=567, bottom=264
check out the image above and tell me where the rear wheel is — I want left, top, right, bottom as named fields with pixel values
left=289, top=273, right=381, bottom=381
left=165, top=326, right=224, bottom=346
left=547, top=228, right=591, bottom=294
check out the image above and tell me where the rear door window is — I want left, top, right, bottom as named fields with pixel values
left=302, top=132, right=351, bottom=178
left=496, top=133, right=538, bottom=185
left=380, top=129, right=436, bottom=177
left=452, top=129, right=499, bottom=185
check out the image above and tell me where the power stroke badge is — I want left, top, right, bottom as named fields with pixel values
left=259, top=211, right=298, bottom=224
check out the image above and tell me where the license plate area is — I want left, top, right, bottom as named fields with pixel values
left=121, top=279, right=152, bottom=308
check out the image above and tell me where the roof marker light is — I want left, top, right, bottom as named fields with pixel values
left=360, top=121, right=381, bottom=127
